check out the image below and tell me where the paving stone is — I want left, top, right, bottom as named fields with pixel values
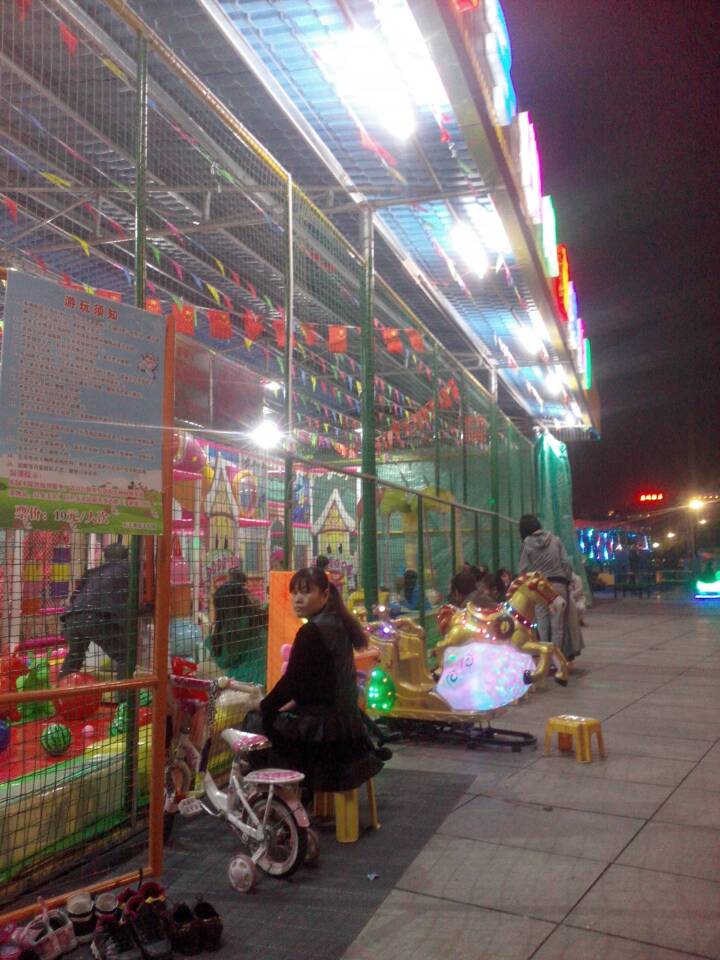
left=598, top=730, right=713, bottom=761
left=533, top=924, right=708, bottom=960
left=653, top=783, right=720, bottom=829
left=398, top=834, right=605, bottom=922
left=530, top=753, right=695, bottom=787
left=618, top=821, right=720, bottom=881
left=492, top=765, right=673, bottom=818
left=566, top=863, right=720, bottom=958
left=439, top=794, right=643, bottom=862
left=341, top=889, right=554, bottom=960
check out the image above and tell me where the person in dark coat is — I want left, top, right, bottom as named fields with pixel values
left=210, top=568, right=266, bottom=669
left=260, top=567, right=383, bottom=797
left=59, top=542, right=131, bottom=679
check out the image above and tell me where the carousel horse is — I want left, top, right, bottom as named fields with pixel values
left=435, top=571, right=570, bottom=686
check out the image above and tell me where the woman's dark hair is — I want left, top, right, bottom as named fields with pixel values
left=450, top=571, right=477, bottom=602
left=469, top=564, right=488, bottom=582
left=494, top=568, right=512, bottom=598
left=289, top=567, right=368, bottom=651
left=519, top=514, right=542, bottom=541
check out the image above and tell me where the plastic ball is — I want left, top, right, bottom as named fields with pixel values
left=110, top=702, right=128, bottom=736
left=54, top=673, right=102, bottom=722
left=139, top=690, right=152, bottom=708
left=41, top=723, right=72, bottom=757
left=138, top=707, right=152, bottom=727
left=81, top=724, right=95, bottom=740
left=0, top=720, right=10, bottom=755
left=367, top=668, right=396, bottom=714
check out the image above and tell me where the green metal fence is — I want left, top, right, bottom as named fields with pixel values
left=0, top=0, right=535, bottom=908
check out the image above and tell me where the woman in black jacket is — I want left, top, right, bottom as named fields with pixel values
left=260, top=567, right=383, bottom=797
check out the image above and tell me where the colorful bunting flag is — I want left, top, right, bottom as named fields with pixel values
left=272, top=318, right=286, bottom=349
left=300, top=323, right=318, bottom=347
left=16, top=0, right=32, bottom=23
left=172, top=304, right=195, bottom=336
left=3, top=197, right=18, bottom=222
left=59, top=22, right=78, bottom=57
left=206, top=282, right=220, bottom=305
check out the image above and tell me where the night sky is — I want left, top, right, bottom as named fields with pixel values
left=503, top=1, right=720, bottom=516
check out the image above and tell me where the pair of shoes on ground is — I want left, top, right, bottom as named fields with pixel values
left=169, top=900, right=223, bottom=956
left=91, top=880, right=221, bottom=960
left=12, top=900, right=76, bottom=960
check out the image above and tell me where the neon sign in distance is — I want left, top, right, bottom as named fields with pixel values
left=541, top=196, right=559, bottom=278
left=518, top=112, right=542, bottom=224
left=639, top=493, right=664, bottom=503
left=484, top=0, right=517, bottom=126
left=555, top=244, right=570, bottom=321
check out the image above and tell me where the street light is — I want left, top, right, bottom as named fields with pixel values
left=699, top=519, right=708, bottom=526
left=667, top=532, right=676, bottom=538
left=652, top=541, right=660, bottom=548
left=688, top=498, right=705, bottom=511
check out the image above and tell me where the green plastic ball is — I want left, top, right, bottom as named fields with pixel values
left=40, top=723, right=72, bottom=757
left=110, top=702, right=128, bottom=736
left=367, top=667, right=396, bottom=714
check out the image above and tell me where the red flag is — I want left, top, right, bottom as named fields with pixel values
left=222, top=293, right=233, bottom=311
left=301, top=323, right=318, bottom=347
left=145, top=297, right=162, bottom=315
left=207, top=309, right=231, bottom=340
left=171, top=304, right=195, bottom=336
left=230, top=270, right=240, bottom=285
left=328, top=326, right=348, bottom=354
left=35, top=256, right=47, bottom=273
left=242, top=308, right=264, bottom=341
left=382, top=328, right=404, bottom=355
left=405, top=328, right=425, bottom=353
left=245, top=280, right=257, bottom=299
left=272, top=318, right=286, bottom=349
left=59, top=22, right=78, bottom=57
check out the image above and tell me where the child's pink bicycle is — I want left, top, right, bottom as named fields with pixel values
left=164, top=670, right=317, bottom=892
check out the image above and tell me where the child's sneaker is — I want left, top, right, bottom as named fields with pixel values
left=91, top=918, right=140, bottom=960
left=125, top=898, right=171, bottom=960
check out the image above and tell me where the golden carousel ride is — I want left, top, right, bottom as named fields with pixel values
left=361, top=572, right=569, bottom=752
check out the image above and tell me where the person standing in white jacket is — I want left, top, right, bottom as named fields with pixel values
left=518, top=514, right=571, bottom=649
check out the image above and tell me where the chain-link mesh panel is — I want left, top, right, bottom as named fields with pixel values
left=0, top=0, right=542, bottom=912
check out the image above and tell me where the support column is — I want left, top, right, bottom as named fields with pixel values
left=124, top=32, right=148, bottom=819
left=432, top=345, right=440, bottom=496
left=417, top=494, right=425, bottom=629
left=283, top=175, right=295, bottom=571
left=359, top=208, right=378, bottom=614
left=489, top=367, right=500, bottom=571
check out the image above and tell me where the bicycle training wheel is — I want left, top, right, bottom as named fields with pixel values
left=244, top=795, right=307, bottom=878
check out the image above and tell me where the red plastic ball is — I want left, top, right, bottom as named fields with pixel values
left=138, top=706, right=152, bottom=727
left=54, top=672, right=102, bottom=722
left=0, top=654, right=25, bottom=722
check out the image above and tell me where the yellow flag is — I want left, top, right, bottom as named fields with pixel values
left=206, top=283, right=220, bottom=304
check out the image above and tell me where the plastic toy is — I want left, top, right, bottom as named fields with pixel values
left=0, top=653, right=25, bottom=723
left=365, top=573, right=570, bottom=751
left=166, top=671, right=315, bottom=888
left=40, top=723, right=72, bottom=756
left=53, top=673, right=102, bottom=722
left=0, top=719, right=10, bottom=755
left=17, top=658, right=54, bottom=722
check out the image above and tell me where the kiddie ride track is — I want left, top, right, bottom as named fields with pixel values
left=364, top=573, right=570, bottom=752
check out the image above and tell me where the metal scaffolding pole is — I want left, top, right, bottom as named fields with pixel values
left=489, top=369, right=500, bottom=571
left=432, top=344, right=440, bottom=496
left=124, top=31, right=148, bottom=821
left=360, top=208, right=378, bottom=614
left=283, top=176, right=295, bottom=571
left=417, top=494, right=425, bottom=630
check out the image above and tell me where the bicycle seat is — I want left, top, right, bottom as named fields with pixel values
left=243, top=768, right=305, bottom=786
left=221, top=728, right=270, bottom=754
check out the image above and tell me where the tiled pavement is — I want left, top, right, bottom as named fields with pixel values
left=343, top=597, right=720, bottom=960
left=53, top=595, right=720, bottom=960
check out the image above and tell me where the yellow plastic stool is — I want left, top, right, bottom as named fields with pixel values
left=544, top=714, right=606, bottom=763
left=313, top=779, right=380, bottom=843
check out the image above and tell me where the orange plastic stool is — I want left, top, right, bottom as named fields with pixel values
left=313, top=779, right=380, bottom=843
left=544, top=714, right=606, bottom=763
